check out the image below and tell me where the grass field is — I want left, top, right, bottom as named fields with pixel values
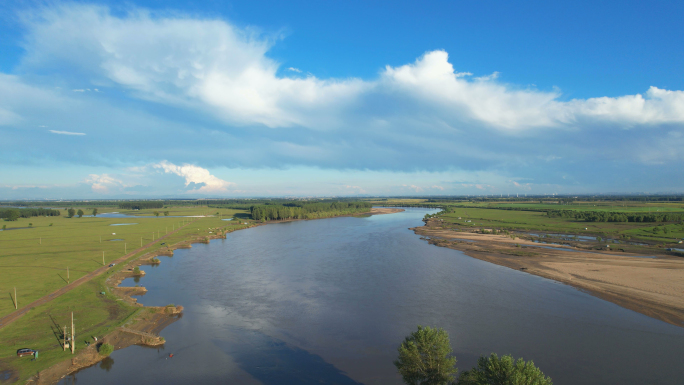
left=368, top=199, right=684, bottom=246
left=0, top=207, right=246, bottom=318
left=0, top=205, right=252, bottom=381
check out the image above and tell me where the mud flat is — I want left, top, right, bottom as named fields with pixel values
left=414, top=222, right=684, bottom=328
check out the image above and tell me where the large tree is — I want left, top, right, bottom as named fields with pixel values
left=394, top=325, right=457, bottom=385
left=77, top=209, right=84, bottom=218
left=67, top=208, right=76, bottom=218
left=92, top=208, right=98, bottom=216
left=456, top=354, right=552, bottom=385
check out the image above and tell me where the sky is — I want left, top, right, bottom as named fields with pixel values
left=1, top=0, right=683, bottom=199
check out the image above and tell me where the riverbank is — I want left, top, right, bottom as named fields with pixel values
left=414, top=220, right=684, bottom=328
left=22, top=222, right=253, bottom=384
left=369, top=207, right=404, bottom=215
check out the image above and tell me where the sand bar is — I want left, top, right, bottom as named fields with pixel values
left=414, top=222, right=684, bottom=328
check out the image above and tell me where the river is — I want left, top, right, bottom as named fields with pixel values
left=60, top=208, right=684, bottom=384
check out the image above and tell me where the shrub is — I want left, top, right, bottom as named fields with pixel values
left=456, top=353, right=552, bottom=385
left=133, top=266, right=141, bottom=275
left=98, top=343, right=114, bottom=356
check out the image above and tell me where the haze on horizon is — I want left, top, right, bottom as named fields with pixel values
left=1, top=0, right=683, bottom=199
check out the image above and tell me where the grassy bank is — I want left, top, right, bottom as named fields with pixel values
left=0, top=205, right=251, bottom=382
left=366, top=198, right=684, bottom=247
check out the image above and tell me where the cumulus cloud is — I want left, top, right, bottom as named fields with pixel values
left=49, top=130, right=85, bottom=135
left=153, top=161, right=234, bottom=193
left=85, top=173, right=124, bottom=193
left=1, top=3, right=682, bottom=196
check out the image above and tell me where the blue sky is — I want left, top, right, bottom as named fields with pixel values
left=1, top=0, right=683, bottom=198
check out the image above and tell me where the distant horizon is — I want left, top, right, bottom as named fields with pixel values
left=3, top=193, right=684, bottom=202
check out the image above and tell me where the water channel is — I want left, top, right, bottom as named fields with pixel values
left=61, top=208, right=684, bottom=384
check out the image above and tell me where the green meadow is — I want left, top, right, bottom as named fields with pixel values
left=368, top=198, right=684, bottom=245
left=0, top=205, right=250, bottom=381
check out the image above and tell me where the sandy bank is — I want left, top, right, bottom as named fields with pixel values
left=414, top=223, right=684, bottom=328
left=370, top=207, right=405, bottom=215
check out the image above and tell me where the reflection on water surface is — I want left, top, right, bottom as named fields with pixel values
left=63, top=208, right=684, bottom=385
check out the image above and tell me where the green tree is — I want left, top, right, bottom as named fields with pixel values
left=164, top=211, right=169, bottom=216
left=5, top=209, right=20, bottom=221
left=133, top=266, right=141, bottom=275
left=28, top=223, right=33, bottom=227
left=456, top=353, right=552, bottom=385
left=394, top=325, right=457, bottom=385
left=98, top=343, right=114, bottom=356
left=67, top=208, right=76, bottom=218
left=153, top=211, right=160, bottom=217
left=92, top=208, right=98, bottom=217
left=77, top=209, right=84, bottom=218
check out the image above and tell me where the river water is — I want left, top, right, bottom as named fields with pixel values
left=60, top=208, right=684, bottom=384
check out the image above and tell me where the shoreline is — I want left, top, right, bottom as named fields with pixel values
left=27, top=223, right=252, bottom=384
left=28, top=207, right=406, bottom=383
left=414, top=220, right=684, bottom=328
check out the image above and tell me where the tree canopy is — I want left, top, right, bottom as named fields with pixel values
left=456, top=354, right=552, bottom=385
left=250, top=201, right=371, bottom=221
left=394, top=325, right=458, bottom=385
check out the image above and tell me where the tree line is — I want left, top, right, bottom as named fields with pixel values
left=250, top=201, right=372, bottom=221
left=1, top=208, right=61, bottom=221
left=547, top=209, right=684, bottom=223
left=118, top=201, right=164, bottom=210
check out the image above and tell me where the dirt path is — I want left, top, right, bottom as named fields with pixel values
left=0, top=221, right=196, bottom=330
left=415, top=224, right=684, bottom=327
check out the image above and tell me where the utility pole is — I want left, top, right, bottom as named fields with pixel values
left=63, top=325, right=67, bottom=351
left=14, top=287, right=17, bottom=309
left=71, top=312, right=75, bottom=354
left=102, top=251, right=105, bottom=266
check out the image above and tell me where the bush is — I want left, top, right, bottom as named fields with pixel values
left=133, top=266, right=141, bottom=275
left=98, top=343, right=114, bottom=356
left=456, top=353, right=552, bottom=385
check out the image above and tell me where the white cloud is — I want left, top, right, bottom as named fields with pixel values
left=0, top=107, right=22, bottom=125
left=49, top=129, right=85, bottom=135
left=153, top=160, right=234, bottom=193
left=84, top=174, right=124, bottom=193
left=18, top=4, right=684, bottom=135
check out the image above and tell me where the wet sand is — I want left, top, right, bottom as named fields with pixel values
left=414, top=221, right=684, bottom=328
